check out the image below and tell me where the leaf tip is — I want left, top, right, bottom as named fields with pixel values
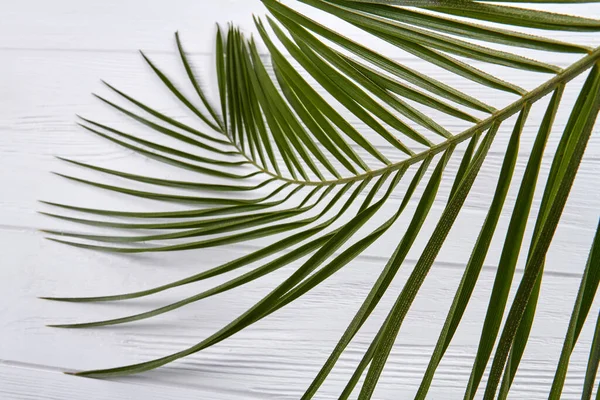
left=50, top=171, right=68, bottom=179
left=99, top=79, right=112, bottom=89
left=91, top=93, right=106, bottom=104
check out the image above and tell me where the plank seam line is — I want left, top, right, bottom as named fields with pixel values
left=0, top=359, right=267, bottom=397
left=0, top=223, right=586, bottom=279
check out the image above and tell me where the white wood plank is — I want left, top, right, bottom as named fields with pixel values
left=0, top=364, right=261, bottom=400
left=2, top=1, right=600, bottom=398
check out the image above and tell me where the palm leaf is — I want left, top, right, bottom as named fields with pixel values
left=40, top=0, right=600, bottom=398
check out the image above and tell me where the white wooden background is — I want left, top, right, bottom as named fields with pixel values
left=1, top=1, right=600, bottom=399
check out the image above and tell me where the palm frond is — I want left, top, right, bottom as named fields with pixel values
left=40, top=0, right=600, bottom=398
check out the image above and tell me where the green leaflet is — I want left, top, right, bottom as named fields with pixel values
left=216, top=26, right=228, bottom=136
left=448, top=133, right=479, bottom=201
left=548, top=218, right=600, bottom=399
left=55, top=157, right=275, bottom=192
left=357, top=123, right=499, bottom=399
left=82, top=103, right=235, bottom=155
left=303, top=150, right=443, bottom=399
left=346, top=0, right=600, bottom=3
left=76, top=122, right=248, bottom=177
left=341, top=1, right=600, bottom=32
left=466, top=103, right=552, bottom=400
left=102, top=81, right=231, bottom=146
left=225, top=28, right=239, bottom=146
left=175, top=31, right=224, bottom=131
left=43, top=179, right=377, bottom=304
left=359, top=25, right=527, bottom=95
left=233, top=27, right=282, bottom=175
left=414, top=97, right=534, bottom=400
left=261, top=16, right=418, bottom=155
left=244, top=35, right=308, bottom=180
left=42, top=186, right=332, bottom=243
left=328, top=48, right=478, bottom=123
left=328, top=1, right=590, bottom=53
left=273, top=65, right=364, bottom=173
left=229, top=29, right=245, bottom=149
left=483, top=64, right=600, bottom=400
left=272, top=15, right=452, bottom=139
left=263, top=0, right=496, bottom=113
left=583, top=309, right=600, bottom=400
left=47, top=173, right=277, bottom=206
left=299, top=0, right=530, bottom=94
left=265, top=29, right=389, bottom=165
left=41, top=182, right=300, bottom=219
left=250, top=22, right=344, bottom=177
left=46, top=181, right=349, bottom=253
left=140, top=51, right=222, bottom=133
left=68, top=171, right=404, bottom=377
left=48, top=175, right=397, bottom=329
left=339, top=311, right=387, bottom=399
left=473, top=0, right=600, bottom=3
left=236, top=33, right=258, bottom=158
left=43, top=186, right=334, bottom=244
left=48, top=233, right=337, bottom=328
left=41, top=185, right=316, bottom=231
left=321, top=0, right=560, bottom=74
left=497, top=85, right=565, bottom=398
left=429, top=2, right=600, bottom=32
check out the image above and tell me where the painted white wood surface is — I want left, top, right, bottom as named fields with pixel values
left=1, top=1, right=600, bottom=399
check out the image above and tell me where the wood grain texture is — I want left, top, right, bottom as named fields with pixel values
left=1, top=1, right=600, bottom=399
